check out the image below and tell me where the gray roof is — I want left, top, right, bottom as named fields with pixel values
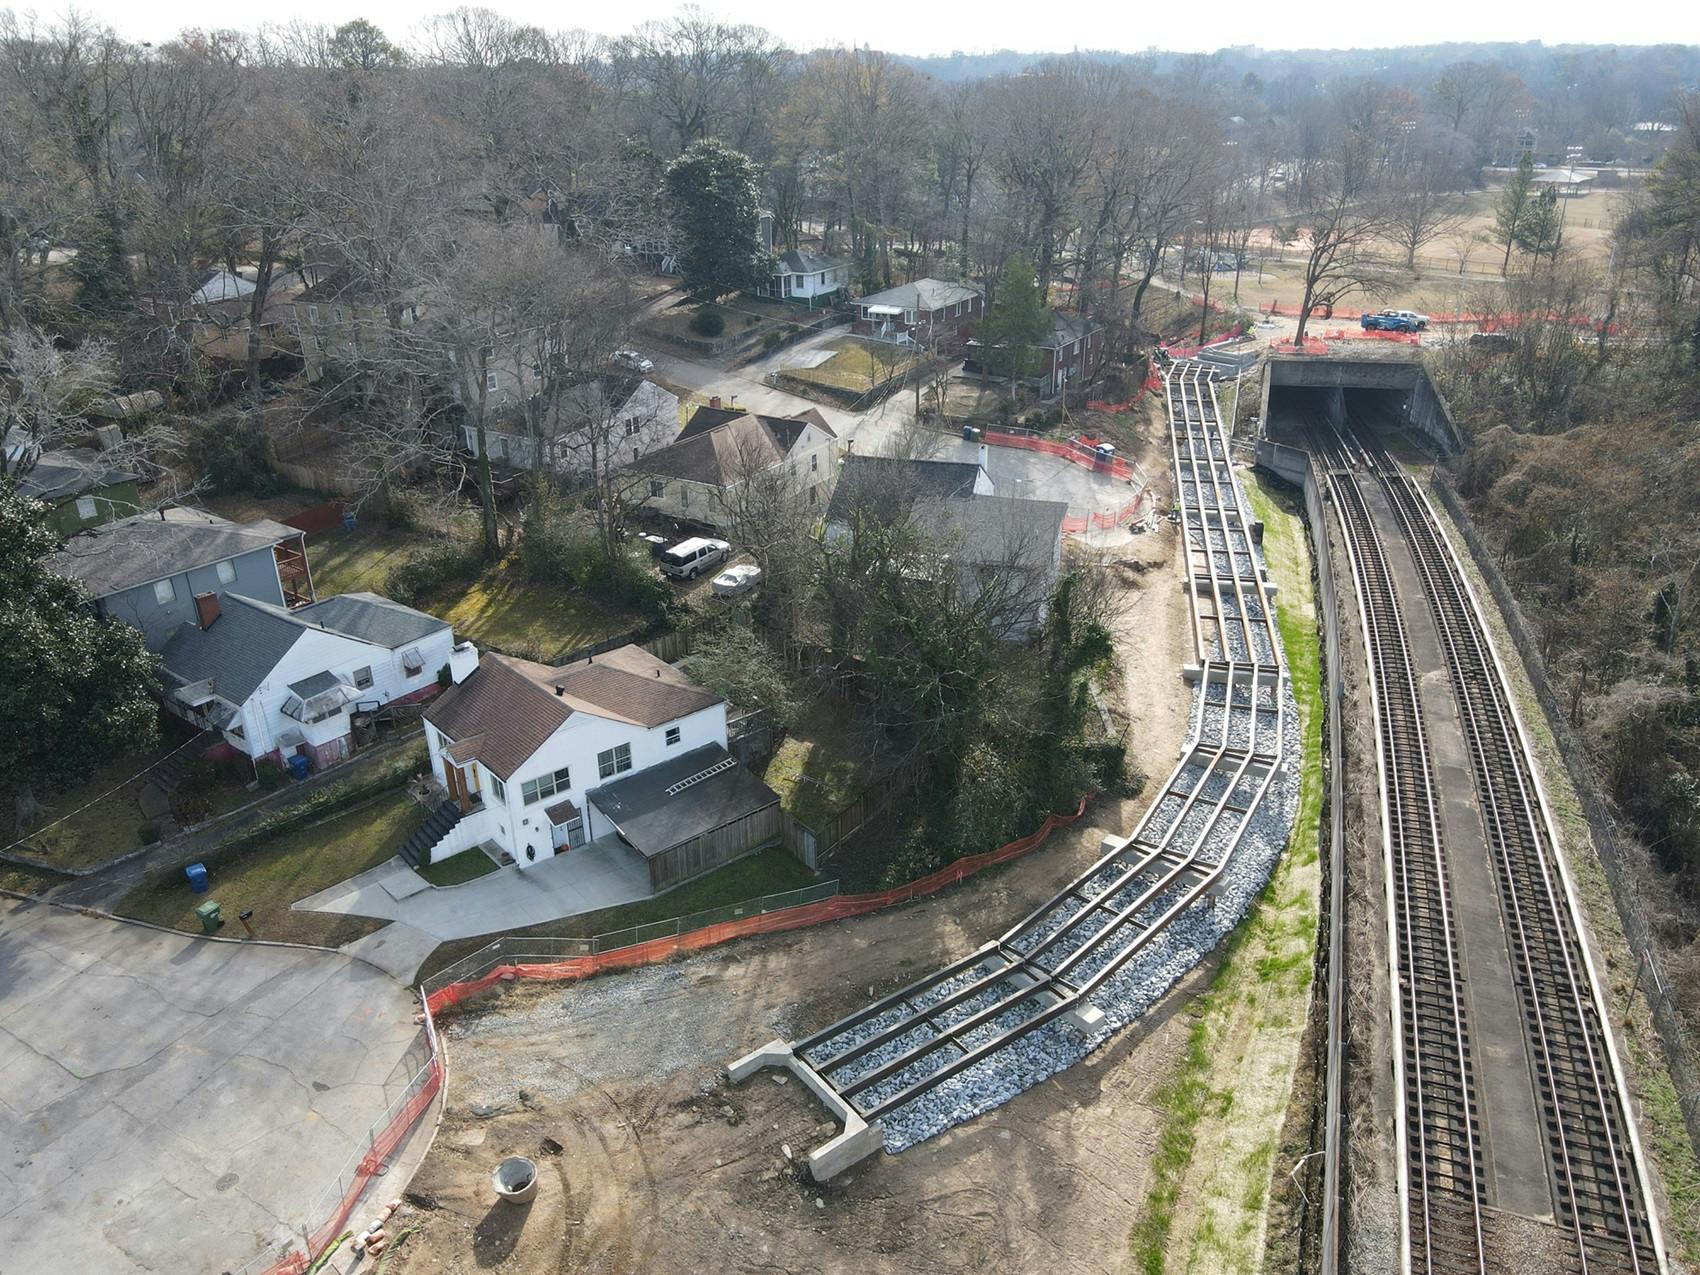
left=160, top=595, right=307, bottom=706
left=294, top=593, right=448, bottom=649
left=46, top=506, right=299, bottom=599
left=775, top=249, right=847, bottom=276
left=16, top=449, right=139, bottom=503
left=587, top=744, right=779, bottom=858
left=917, top=494, right=1067, bottom=566
left=857, top=278, right=982, bottom=312
left=826, top=455, right=984, bottom=527
left=1046, top=311, right=1099, bottom=345
left=288, top=670, right=343, bottom=699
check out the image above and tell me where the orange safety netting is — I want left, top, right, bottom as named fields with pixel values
left=425, top=797, right=1091, bottom=1016
left=981, top=431, right=1136, bottom=481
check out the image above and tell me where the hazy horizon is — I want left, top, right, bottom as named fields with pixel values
left=40, top=0, right=1700, bottom=57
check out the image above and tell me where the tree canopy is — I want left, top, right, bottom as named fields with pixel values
left=661, top=138, right=765, bottom=300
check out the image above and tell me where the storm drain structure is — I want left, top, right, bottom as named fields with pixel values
left=729, top=361, right=1301, bottom=1181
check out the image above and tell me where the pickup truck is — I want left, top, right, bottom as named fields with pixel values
left=1361, top=308, right=1430, bottom=333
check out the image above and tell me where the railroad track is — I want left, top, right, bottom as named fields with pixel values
left=731, top=361, right=1296, bottom=1177
left=1317, top=418, right=1663, bottom=1274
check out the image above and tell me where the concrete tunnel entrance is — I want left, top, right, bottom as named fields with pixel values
left=1258, top=352, right=1460, bottom=456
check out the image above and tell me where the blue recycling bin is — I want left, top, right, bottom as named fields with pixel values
left=185, top=862, right=209, bottom=893
left=341, top=510, right=358, bottom=532
left=961, top=424, right=977, bottom=441
left=287, top=754, right=311, bottom=782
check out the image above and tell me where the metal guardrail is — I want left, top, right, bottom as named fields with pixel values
left=420, top=879, right=843, bottom=997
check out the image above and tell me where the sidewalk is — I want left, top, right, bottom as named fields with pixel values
left=295, top=836, right=654, bottom=942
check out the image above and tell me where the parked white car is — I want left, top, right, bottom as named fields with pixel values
left=711, top=563, right=763, bottom=598
left=659, top=537, right=731, bottom=579
left=612, top=349, right=655, bottom=373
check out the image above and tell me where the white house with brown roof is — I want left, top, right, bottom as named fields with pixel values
left=631, top=404, right=840, bottom=531
left=419, top=644, right=780, bottom=888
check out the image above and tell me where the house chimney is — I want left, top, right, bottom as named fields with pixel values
left=709, top=395, right=722, bottom=410
left=555, top=685, right=564, bottom=696
left=978, top=441, right=990, bottom=472
left=194, top=592, right=221, bottom=630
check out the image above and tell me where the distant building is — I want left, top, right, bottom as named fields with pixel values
left=11, top=448, right=141, bottom=536
left=855, top=278, right=985, bottom=345
left=630, top=404, right=840, bottom=530
left=751, top=211, right=851, bottom=306
left=462, top=376, right=682, bottom=477
left=964, top=310, right=1104, bottom=397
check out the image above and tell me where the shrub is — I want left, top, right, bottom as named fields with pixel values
left=690, top=308, right=726, bottom=338
left=185, top=413, right=278, bottom=496
left=254, top=758, right=283, bottom=790
left=520, top=518, right=672, bottom=623
left=680, top=627, right=798, bottom=728
left=386, top=537, right=484, bottom=607
left=383, top=486, right=431, bottom=532
left=762, top=330, right=786, bottom=352
left=137, top=821, right=162, bottom=845
left=437, top=663, right=452, bottom=690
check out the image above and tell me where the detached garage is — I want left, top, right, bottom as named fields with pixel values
left=588, top=744, right=784, bottom=891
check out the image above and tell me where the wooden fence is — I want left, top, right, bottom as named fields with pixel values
left=649, top=801, right=785, bottom=891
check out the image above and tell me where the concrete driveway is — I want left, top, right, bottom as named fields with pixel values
left=0, top=897, right=425, bottom=1275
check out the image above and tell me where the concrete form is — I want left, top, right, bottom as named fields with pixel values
left=727, top=1041, right=885, bottom=1181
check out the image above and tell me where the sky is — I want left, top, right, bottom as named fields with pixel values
left=53, top=0, right=1700, bottom=54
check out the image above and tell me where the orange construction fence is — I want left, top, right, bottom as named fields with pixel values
left=981, top=431, right=1137, bottom=481
left=425, top=797, right=1091, bottom=1016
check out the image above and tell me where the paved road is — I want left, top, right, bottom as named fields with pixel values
left=0, top=898, right=424, bottom=1275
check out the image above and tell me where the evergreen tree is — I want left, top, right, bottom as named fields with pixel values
left=660, top=139, right=765, bottom=300
left=1516, top=185, right=1564, bottom=263
left=977, top=254, right=1052, bottom=389
left=0, top=485, right=161, bottom=823
left=1493, top=153, right=1536, bottom=274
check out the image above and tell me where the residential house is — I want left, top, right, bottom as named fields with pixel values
left=46, top=507, right=315, bottom=649
left=420, top=644, right=783, bottom=890
left=631, top=404, right=840, bottom=531
left=290, top=269, right=424, bottom=385
left=462, top=375, right=681, bottom=477
left=141, top=267, right=312, bottom=366
left=11, top=447, right=141, bottom=536
left=750, top=210, right=851, bottom=306
left=825, top=452, right=1065, bottom=635
left=964, top=310, right=1104, bottom=397
left=855, top=278, right=985, bottom=345
left=161, top=592, right=477, bottom=772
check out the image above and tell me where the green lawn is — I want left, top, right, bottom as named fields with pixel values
left=1129, top=471, right=1325, bottom=1273
left=760, top=696, right=885, bottom=830
left=421, top=554, right=643, bottom=661
left=415, top=847, right=500, bottom=887
left=415, top=845, right=818, bottom=984
left=785, top=337, right=912, bottom=392
left=115, top=789, right=428, bottom=949
left=306, top=525, right=421, bottom=596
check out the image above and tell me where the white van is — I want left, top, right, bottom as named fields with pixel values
left=659, top=537, right=731, bottom=579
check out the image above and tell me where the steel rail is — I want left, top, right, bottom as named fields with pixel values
left=1314, top=421, right=1487, bottom=1275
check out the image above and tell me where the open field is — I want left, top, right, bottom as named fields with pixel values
left=115, top=788, right=426, bottom=948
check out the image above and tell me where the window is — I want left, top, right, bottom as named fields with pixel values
left=810, top=453, right=819, bottom=472
left=488, top=773, right=506, bottom=803
left=624, top=417, right=640, bottom=437
left=649, top=479, right=665, bottom=499
left=680, top=486, right=689, bottom=510
left=352, top=666, right=374, bottom=690
left=521, top=766, right=572, bottom=805
left=306, top=304, right=320, bottom=323
left=75, top=495, right=97, bottom=520
left=332, top=308, right=343, bottom=324
left=665, top=726, right=681, bottom=746
left=532, top=363, right=543, bottom=381
left=216, top=559, right=237, bottom=585
left=153, top=577, right=177, bottom=606
left=485, top=371, right=499, bottom=392
left=598, top=743, right=633, bottom=779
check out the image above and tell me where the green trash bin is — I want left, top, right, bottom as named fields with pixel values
left=195, top=900, right=224, bottom=934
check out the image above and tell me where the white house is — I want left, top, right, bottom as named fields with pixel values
left=750, top=211, right=850, bottom=305
left=461, top=376, right=681, bottom=476
left=631, top=405, right=840, bottom=531
left=160, top=592, right=477, bottom=772
left=419, top=644, right=782, bottom=890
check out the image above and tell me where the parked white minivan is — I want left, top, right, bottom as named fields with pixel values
left=659, top=537, right=731, bottom=579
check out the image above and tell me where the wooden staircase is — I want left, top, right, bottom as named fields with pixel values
left=398, top=800, right=462, bottom=868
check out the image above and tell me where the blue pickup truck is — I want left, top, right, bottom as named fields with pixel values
left=1361, top=308, right=1430, bottom=333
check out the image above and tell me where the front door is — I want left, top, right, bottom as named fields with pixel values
left=445, top=762, right=480, bottom=812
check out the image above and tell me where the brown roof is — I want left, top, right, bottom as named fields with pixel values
left=425, top=645, right=722, bottom=779
left=635, top=409, right=834, bottom=488
left=544, top=797, right=581, bottom=824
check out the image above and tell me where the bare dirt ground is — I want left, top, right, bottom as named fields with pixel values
left=385, top=531, right=1204, bottom=1275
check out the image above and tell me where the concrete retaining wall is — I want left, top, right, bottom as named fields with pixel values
left=1262, top=355, right=1460, bottom=454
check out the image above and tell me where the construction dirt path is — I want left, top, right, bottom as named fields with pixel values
left=385, top=539, right=1205, bottom=1275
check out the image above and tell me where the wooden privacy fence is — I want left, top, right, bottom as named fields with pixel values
left=649, top=802, right=785, bottom=891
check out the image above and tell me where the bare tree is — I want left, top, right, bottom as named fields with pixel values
left=1286, top=127, right=1389, bottom=345
left=1386, top=158, right=1468, bottom=270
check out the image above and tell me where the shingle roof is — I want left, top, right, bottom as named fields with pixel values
left=425, top=645, right=723, bottom=780
left=543, top=797, right=582, bottom=825
left=775, top=249, right=848, bottom=276
left=857, top=278, right=982, bottom=312
left=826, top=455, right=985, bottom=527
left=587, top=744, right=778, bottom=858
left=159, top=595, right=307, bottom=706
left=287, top=670, right=342, bottom=699
left=294, top=593, right=448, bottom=649
left=634, top=409, right=831, bottom=488
left=916, top=493, right=1068, bottom=566
left=16, top=449, right=139, bottom=503
left=46, top=507, right=299, bottom=599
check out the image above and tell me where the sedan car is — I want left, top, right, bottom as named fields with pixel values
left=711, top=563, right=763, bottom=599
left=612, top=349, right=655, bottom=373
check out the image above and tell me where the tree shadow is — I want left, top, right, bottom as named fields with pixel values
left=472, top=1198, right=532, bottom=1267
